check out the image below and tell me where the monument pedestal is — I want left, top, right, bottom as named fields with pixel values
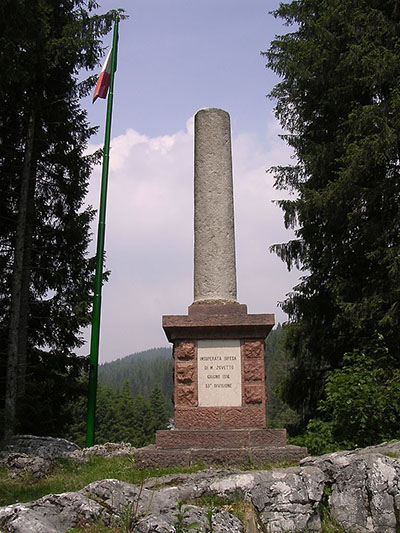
left=135, top=304, right=307, bottom=467
left=165, top=303, right=273, bottom=431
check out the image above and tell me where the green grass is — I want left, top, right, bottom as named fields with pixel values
left=384, top=451, right=399, bottom=459
left=0, top=455, right=204, bottom=507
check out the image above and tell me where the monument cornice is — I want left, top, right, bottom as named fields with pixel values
left=162, top=304, right=274, bottom=342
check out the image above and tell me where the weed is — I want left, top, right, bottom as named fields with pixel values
left=205, top=507, right=214, bottom=533
left=384, top=451, right=399, bottom=459
left=188, top=491, right=245, bottom=524
left=170, top=500, right=201, bottom=532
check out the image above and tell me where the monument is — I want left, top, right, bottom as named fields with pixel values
left=136, top=109, right=307, bottom=467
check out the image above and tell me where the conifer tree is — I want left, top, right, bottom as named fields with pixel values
left=112, top=382, right=136, bottom=443
left=150, top=384, right=169, bottom=431
left=0, top=0, right=123, bottom=437
left=264, top=0, right=400, bottom=429
left=131, top=394, right=154, bottom=447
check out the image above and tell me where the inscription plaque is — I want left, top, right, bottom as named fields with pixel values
left=197, top=339, right=241, bottom=406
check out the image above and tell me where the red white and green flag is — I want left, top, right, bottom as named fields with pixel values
left=92, top=49, right=112, bottom=103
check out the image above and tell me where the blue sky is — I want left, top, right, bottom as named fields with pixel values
left=80, top=1, right=300, bottom=362
left=86, top=0, right=285, bottom=139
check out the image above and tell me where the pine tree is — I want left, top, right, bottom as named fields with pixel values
left=150, top=384, right=169, bottom=431
left=0, top=0, right=123, bottom=438
left=112, top=382, right=136, bottom=443
left=264, top=0, right=400, bottom=429
left=131, top=394, right=154, bottom=447
left=265, top=325, right=299, bottom=431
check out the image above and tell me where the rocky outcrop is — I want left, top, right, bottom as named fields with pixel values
left=301, top=449, right=400, bottom=532
left=1, top=435, right=80, bottom=460
left=1, top=453, right=53, bottom=481
left=0, top=439, right=399, bottom=532
left=0, top=436, right=136, bottom=480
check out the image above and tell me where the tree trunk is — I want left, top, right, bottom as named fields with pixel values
left=4, top=112, right=36, bottom=440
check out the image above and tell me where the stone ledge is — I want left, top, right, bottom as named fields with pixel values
left=156, top=428, right=287, bottom=448
left=134, top=444, right=308, bottom=468
left=163, top=306, right=274, bottom=342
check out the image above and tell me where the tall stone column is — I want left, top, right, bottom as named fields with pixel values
left=193, top=108, right=237, bottom=304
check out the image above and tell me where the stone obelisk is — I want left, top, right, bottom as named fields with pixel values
left=193, top=108, right=237, bottom=304
left=135, top=108, right=307, bottom=468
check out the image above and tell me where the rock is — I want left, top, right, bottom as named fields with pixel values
left=64, top=442, right=135, bottom=465
left=1, top=435, right=80, bottom=460
left=250, top=466, right=326, bottom=532
left=355, top=440, right=400, bottom=457
left=0, top=437, right=135, bottom=472
left=79, top=442, right=135, bottom=457
left=0, top=440, right=399, bottom=532
left=301, top=450, right=400, bottom=533
left=0, top=492, right=109, bottom=533
left=0, top=436, right=84, bottom=478
left=1, top=453, right=53, bottom=480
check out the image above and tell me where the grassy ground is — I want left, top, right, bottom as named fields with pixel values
left=0, top=455, right=204, bottom=507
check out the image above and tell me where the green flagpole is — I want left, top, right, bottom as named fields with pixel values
left=86, top=18, right=119, bottom=448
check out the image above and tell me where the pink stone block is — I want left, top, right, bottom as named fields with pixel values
left=174, top=407, right=220, bottom=429
left=175, top=362, right=195, bottom=384
left=244, top=385, right=264, bottom=405
left=248, top=429, right=287, bottom=447
left=221, top=406, right=265, bottom=428
left=174, top=341, right=195, bottom=360
left=175, top=386, right=197, bottom=407
left=242, top=340, right=264, bottom=359
left=243, top=359, right=264, bottom=382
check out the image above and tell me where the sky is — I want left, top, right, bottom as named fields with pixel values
left=78, top=0, right=300, bottom=363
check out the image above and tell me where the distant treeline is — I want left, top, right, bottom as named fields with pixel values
left=99, top=347, right=173, bottom=406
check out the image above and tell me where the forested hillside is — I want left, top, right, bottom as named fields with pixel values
left=265, top=326, right=299, bottom=431
left=99, top=347, right=173, bottom=401
left=65, top=348, right=173, bottom=447
left=97, top=331, right=295, bottom=431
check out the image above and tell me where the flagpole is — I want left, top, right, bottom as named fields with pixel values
left=86, top=17, right=119, bottom=447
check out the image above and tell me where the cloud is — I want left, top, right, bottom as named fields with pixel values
left=80, top=113, right=299, bottom=362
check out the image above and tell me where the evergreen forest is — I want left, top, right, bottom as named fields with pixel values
left=65, top=348, right=173, bottom=447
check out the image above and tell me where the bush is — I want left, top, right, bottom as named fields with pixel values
left=320, top=335, right=400, bottom=448
left=290, top=419, right=340, bottom=455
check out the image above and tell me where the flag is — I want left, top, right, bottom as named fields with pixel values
left=92, top=49, right=112, bottom=103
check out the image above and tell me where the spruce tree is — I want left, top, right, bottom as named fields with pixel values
left=0, top=0, right=123, bottom=437
left=150, top=384, right=169, bottom=431
left=264, top=0, right=400, bottom=429
left=131, top=394, right=154, bottom=447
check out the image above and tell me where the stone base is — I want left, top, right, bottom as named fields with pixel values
left=155, top=428, right=286, bottom=448
left=134, top=444, right=308, bottom=468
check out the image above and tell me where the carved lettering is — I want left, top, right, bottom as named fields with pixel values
left=197, top=340, right=241, bottom=406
